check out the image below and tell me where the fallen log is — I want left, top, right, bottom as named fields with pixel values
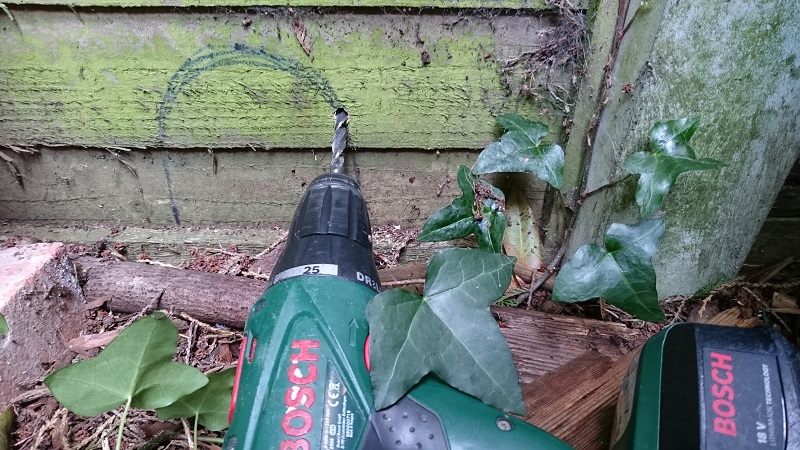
left=74, top=255, right=263, bottom=328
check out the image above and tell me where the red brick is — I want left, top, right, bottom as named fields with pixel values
left=0, top=243, right=85, bottom=404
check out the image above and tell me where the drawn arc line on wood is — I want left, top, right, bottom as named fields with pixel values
left=155, top=44, right=344, bottom=225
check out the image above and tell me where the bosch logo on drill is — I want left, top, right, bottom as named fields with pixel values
left=281, top=340, right=320, bottom=450
left=709, top=352, right=737, bottom=437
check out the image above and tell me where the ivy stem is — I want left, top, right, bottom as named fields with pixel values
left=197, top=437, right=225, bottom=443
left=116, top=399, right=132, bottom=450
left=193, top=417, right=199, bottom=450
left=577, top=174, right=634, bottom=205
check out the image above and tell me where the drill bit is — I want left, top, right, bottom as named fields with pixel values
left=331, top=108, right=348, bottom=174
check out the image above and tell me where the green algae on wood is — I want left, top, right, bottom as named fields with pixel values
left=0, top=10, right=563, bottom=150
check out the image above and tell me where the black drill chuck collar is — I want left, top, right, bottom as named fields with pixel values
left=270, top=172, right=381, bottom=293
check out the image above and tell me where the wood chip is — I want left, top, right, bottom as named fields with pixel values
left=67, top=329, right=121, bottom=353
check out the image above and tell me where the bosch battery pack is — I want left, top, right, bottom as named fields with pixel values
left=612, top=323, right=800, bottom=449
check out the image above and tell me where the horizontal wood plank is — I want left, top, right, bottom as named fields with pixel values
left=0, top=148, right=551, bottom=226
left=0, top=9, right=564, bottom=150
left=491, top=307, right=647, bottom=384
left=2, top=0, right=552, bottom=7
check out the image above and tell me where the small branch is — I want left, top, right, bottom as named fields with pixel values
left=577, top=174, right=634, bottom=205
left=0, top=3, right=15, bottom=22
left=254, top=232, right=288, bottom=259
left=527, top=243, right=567, bottom=307
left=137, top=423, right=181, bottom=450
left=382, top=278, right=426, bottom=287
left=104, top=147, right=138, bottom=176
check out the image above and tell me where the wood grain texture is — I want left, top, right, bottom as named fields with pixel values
left=523, top=350, right=635, bottom=450
left=491, top=306, right=647, bottom=384
left=0, top=8, right=562, bottom=150
left=0, top=148, right=527, bottom=226
left=3, top=0, right=553, bottom=7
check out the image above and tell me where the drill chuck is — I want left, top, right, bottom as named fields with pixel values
left=270, top=173, right=380, bottom=293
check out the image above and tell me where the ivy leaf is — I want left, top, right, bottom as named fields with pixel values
left=45, top=313, right=208, bottom=416
left=157, top=368, right=235, bottom=431
left=0, top=314, right=7, bottom=337
left=625, top=118, right=725, bottom=217
left=418, top=165, right=506, bottom=253
left=552, top=219, right=666, bottom=322
left=472, top=114, right=564, bottom=189
left=366, top=248, right=523, bottom=414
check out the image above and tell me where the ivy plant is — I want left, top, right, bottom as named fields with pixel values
left=472, top=113, right=565, bottom=189
left=552, top=219, right=666, bottom=322
left=45, top=313, right=209, bottom=450
left=0, top=313, right=7, bottom=337
left=366, top=248, right=524, bottom=414
left=624, top=118, right=725, bottom=216
left=157, top=368, right=236, bottom=449
left=417, top=165, right=506, bottom=253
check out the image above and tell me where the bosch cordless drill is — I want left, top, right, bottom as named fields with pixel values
left=222, top=110, right=572, bottom=450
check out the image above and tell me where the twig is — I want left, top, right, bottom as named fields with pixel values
left=76, top=413, right=118, bottom=450
left=137, top=423, right=181, bottom=450
left=183, top=320, right=196, bottom=365
left=0, top=3, right=15, bottom=22
left=0, top=150, right=23, bottom=187
left=136, top=258, right=182, bottom=269
left=240, top=270, right=269, bottom=280
left=10, top=387, right=50, bottom=405
left=181, top=418, right=194, bottom=450
left=179, top=312, right=239, bottom=338
left=743, top=286, right=792, bottom=335
left=756, top=256, right=797, bottom=284
left=577, top=174, right=634, bottom=205
left=381, top=278, right=426, bottom=287
left=254, top=232, right=288, bottom=259
left=104, top=147, right=137, bottom=176
left=7, top=144, right=37, bottom=154
left=527, top=235, right=568, bottom=307
left=32, top=407, right=68, bottom=450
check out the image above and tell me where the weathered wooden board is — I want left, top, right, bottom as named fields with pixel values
left=4, top=0, right=555, bottom=7
left=492, top=307, right=646, bottom=384
left=0, top=147, right=548, bottom=226
left=0, top=8, right=562, bottom=150
left=745, top=218, right=800, bottom=266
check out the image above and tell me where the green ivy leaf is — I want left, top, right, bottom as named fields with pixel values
left=157, top=368, right=235, bottom=431
left=625, top=118, right=725, bottom=217
left=418, top=165, right=506, bottom=253
left=472, top=114, right=564, bottom=189
left=552, top=219, right=666, bottom=322
left=45, top=313, right=208, bottom=416
left=0, top=314, right=7, bottom=337
left=366, top=248, right=523, bottom=414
